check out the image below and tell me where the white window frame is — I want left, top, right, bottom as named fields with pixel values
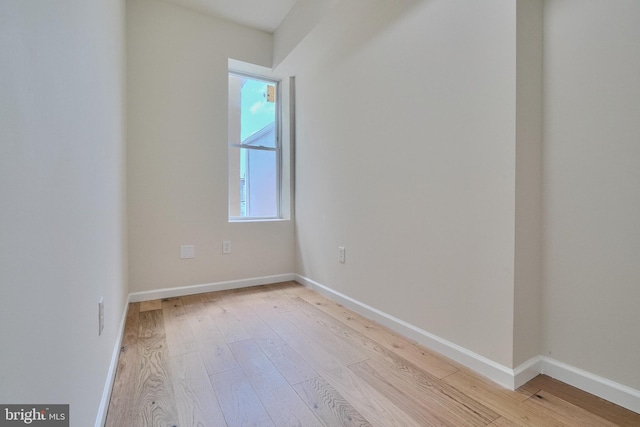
left=228, top=59, right=292, bottom=222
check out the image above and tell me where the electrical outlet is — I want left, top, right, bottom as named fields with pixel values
left=223, top=241, right=232, bottom=254
left=98, top=297, right=104, bottom=336
left=180, top=245, right=195, bottom=259
left=338, top=246, right=346, bottom=263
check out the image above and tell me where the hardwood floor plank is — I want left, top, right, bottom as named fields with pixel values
left=180, top=293, right=206, bottom=306
left=133, top=309, right=179, bottom=426
left=288, top=286, right=459, bottom=379
left=140, top=299, right=161, bottom=312
left=349, top=362, right=498, bottom=427
left=516, top=378, right=542, bottom=396
left=274, top=291, right=478, bottom=425
left=105, top=302, right=140, bottom=427
left=225, top=297, right=319, bottom=385
left=488, top=417, right=522, bottom=426
left=162, top=298, right=199, bottom=357
left=210, top=367, right=275, bottom=427
left=252, top=301, right=423, bottom=426
left=524, top=390, right=617, bottom=427
left=284, top=294, right=467, bottom=390
left=351, top=357, right=498, bottom=426
left=205, top=300, right=252, bottom=343
left=199, top=340, right=240, bottom=377
left=261, top=343, right=319, bottom=386
left=272, top=299, right=369, bottom=366
left=169, top=352, right=228, bottom=427
left=525, top=375, right=640, bottom=426
left=183, top=301, right=239, bottom=376
left=349, top=360, right=458, bottom=426
left=293, top=376, right=372, bottom=427
left=219, top=285, right=277, bottom=303
left=225, top=298, right=288, bottom=348
left=442, top=370, right=565, bottom=426
left=199, top=290, right=222, bottom=303
left=229, top=338, right=323, bottom=427
left=182, top=300, right=225, bottom=344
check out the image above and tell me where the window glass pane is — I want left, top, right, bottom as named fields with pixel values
left=241, top=79, right=276, bottom=148
left=229, top=147, right=278, bottom=218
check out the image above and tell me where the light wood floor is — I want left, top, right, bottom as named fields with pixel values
left=105, top=282, right=640, bottom=426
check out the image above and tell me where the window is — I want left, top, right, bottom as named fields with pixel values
left=228, top=72, right=281, bottom=220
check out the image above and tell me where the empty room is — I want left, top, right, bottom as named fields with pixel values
left=1, top=0, right=639, bottom=426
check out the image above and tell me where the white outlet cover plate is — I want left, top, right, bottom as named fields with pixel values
left=180, top=245, right=195, bottom=259
left=98, top=297, right=104, bottom=336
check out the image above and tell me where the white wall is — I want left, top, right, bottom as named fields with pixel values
left=543, top=0, right=640, bottom=390
left=127, top=0, right=295, bottom=293
left=0, top=0, right=127, bottom=425
left=288, top=0, right=520, bottom=367
left=272, top=0, right=338, bottom=69
left=513, top=0, right=543, bottom=367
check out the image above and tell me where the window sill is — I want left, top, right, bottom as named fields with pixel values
left=229, top=217, right=291, bottom=223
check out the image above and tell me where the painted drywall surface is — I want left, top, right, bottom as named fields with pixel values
left=513, top=0, right=543, bottom=366
left=543, top=1, right=640, bottom=389
left=292, top=0, right=518, bottom=367
left=272, top=0, right=338, bottom=69
left=0, top=0, right=127, bottom=425
left=127, top=0, right=294, bottom=292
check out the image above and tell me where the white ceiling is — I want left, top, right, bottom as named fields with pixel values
left=164, top=0, right=299, bottom=33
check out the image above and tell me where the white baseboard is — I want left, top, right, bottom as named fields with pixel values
left=128, top=273, right=296, bottom=303
left=513, top=355, right=543, bottom=389
left=295, top=274, right=640, bottom=414
left=541, top=356, right=640, bottom=414
left=95, top=298, right=130, bottom=427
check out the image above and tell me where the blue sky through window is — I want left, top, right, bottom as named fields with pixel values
left=240, top=79, right=275, bottom=142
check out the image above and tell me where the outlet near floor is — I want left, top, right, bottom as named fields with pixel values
left=98, top=297, right=104, bottom=336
